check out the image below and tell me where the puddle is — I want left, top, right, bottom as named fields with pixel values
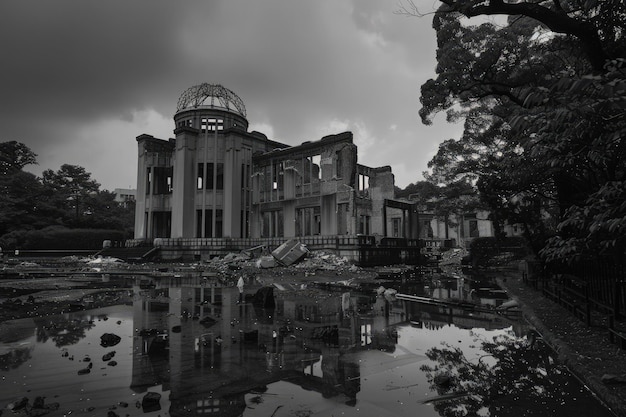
left=0, top=275, right=616, bottom=417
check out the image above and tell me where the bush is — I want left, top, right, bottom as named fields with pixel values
left=0, top=226, right=127, bottom=250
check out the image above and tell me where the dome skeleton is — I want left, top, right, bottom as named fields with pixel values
left=176, top=83, right=247, bottom=117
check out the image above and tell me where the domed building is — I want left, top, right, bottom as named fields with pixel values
left=133, top=83, right=419, bottom=263
left=135, top=84, right=287, bottom=241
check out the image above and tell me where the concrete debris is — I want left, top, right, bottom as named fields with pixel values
left=271, top=240, right=309, bottom=266
left=294, top=251, right=352, bottom=271
left=439, top=248, right=468, bottom=266
left=100, top=333, right=121, bottom=347
left=141, top=392, right=161, bottom=412
left=256, top=256, right=276, bottom=269
left=383, top=288, right=398, bottom=301
left=86, top=256, right=125, bottom=264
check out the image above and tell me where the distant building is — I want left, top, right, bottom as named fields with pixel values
left=131, top=84, right=411, bottom=263
left=113, top=188, right=136, bottom=208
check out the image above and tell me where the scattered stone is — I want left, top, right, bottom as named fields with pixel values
left=77, top=368, right=91, bottom=375
left=32, top=396, right=45, bottom=409
left=252, top=287, right=275, bottom=309
left=118, top=402, right=129, bottom=408
left=102, top=351, right=116, bottom=361
left=100, top=333, right=121, bottom=347
left=7, top=397, right=29, bottom=411
left=171, top=325, right=181, bottom=333
left=107, top=411, right=119, bottom=417
left=434, top=373, right=453, bottom=388
left=141, top=392, right=161, bottom=412
left=107, top=361, right=118, bottom=366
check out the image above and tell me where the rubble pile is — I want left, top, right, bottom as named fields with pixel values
left=293, top=251, right=360, bottom=274
left=205, top=243, right=365, bottom=281
left=439, top=248, right=467, bottom=266
left=438, top=248, right=468, bottom=276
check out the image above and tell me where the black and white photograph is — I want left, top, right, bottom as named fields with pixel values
left=1, top=1, right=624, bottom=416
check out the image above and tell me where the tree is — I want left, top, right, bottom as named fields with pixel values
left=42, top=164, right=101, bottom=227
left=407, top=0, right=625, bottom=259
left=0, top=141, right=37, bottom=175
left=401, top=0, right=625, bottom=72
left=0, top=142, right=61, bottom=237
left=83, top=190, right=135, bottom=232
left=0, top=170, right=61, bottom=236
left=399, top=179, right=482, bottom=239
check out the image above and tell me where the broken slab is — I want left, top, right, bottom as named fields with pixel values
left=271, top=240, right=309, bottom=266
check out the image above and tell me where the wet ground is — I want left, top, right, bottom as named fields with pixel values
left=0, top=266, right=617, bottom=417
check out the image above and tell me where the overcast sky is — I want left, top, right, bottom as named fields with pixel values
left=0, top=0, right=462, bottom=191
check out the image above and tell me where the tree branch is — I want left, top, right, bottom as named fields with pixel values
left=437, top=0, right=608, bottom=70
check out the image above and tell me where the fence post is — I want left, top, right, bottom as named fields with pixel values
left=585, top=282, right=591, bottom=327
left=609, top=315, right=615, bottom=343
left=614, top=280, right=621, bottom=321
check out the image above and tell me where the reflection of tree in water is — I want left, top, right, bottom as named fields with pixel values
left=420, top=331, right=593, bottom=417
left=0, top=347, right=33, bottom=371
left=34, top=316, right=96, bottom=347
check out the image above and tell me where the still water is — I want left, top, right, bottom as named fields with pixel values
left=0, top=275, right=616, bottom=417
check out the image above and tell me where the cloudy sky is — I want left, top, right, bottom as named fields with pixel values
left=0, top=0, right=462, bottom=191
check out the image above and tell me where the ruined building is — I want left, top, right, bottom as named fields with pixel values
left=132, top=84, right=418, bottom=263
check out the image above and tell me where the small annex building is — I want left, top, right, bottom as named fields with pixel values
left=131, top=84, right=418, bottom=264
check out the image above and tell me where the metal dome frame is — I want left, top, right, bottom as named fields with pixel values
left=176, top=83, right=247, bottom=117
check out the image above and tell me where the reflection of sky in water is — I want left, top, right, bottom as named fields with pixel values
left=0, top=306, right=169, bottom=415
left=0, top=288, right=615, bottom=417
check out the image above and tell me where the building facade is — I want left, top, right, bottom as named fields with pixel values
left=133, top=84, right=396, bottom=249
left=113, top=188, right=136, bottom=208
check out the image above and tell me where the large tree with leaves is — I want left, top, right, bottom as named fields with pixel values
left=0, top=141, right=60, bottom=236
left=410, top=0, right=625, bottom=260
left=42, top=164, right=102, bottom=227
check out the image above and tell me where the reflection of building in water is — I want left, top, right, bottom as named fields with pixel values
left=130, top=277, right=400, bottom=416
left=129, top=276, right=530, bottom=415
left=399, top=299, right=527, bottom=335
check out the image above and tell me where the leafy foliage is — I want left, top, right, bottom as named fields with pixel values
left=42, top=164, right=101, bottom=227
left=398, top=179, right=483, bottom=238
left=0, top=141, right=37, bottom=175
left=0, top=141, right=134, bottom=249
left=414, top=0, right=625, bottom=260
left=0, top=226, right=126, bottom=250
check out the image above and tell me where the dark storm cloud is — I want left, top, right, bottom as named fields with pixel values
left=0, top=0, right=199, bottom=120
left=0, top=0, right=461, bottom=190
